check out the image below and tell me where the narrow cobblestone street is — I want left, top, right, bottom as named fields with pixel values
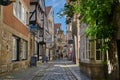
left=0, top=59, right=89, bottom=80
left=0, top=0, right=120, bottom=80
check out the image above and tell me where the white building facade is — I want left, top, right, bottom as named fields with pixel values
left=45, top=6, right=54, bottom=60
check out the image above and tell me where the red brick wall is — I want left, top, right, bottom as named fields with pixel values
left=3, top=3, right=29, bottom=37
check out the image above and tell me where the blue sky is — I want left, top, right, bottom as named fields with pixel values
left=45, top=0, right=66, bottom=34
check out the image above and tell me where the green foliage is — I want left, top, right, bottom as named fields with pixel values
left=80, top=0, right=118, bottom=40
left=102, top=60, right=108, bottom=65
left=60, top=0, right=119, bottom=39
left=80, top=0, right=119, bottom=52
left=60, top=0, right=119, bottom=52
left=83, top=1, right=118, bottom=54
left=58, top=3, right=73, bottom=24
left=58, top=0, right=80, bottom=24
left=100, top=39, right=110, bottom=52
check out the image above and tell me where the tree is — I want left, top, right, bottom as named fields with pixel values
left=60, top=0, right=120, bottom=51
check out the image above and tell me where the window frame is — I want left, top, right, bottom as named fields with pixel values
left=86, top=38, right=90, bottom=61
left=13, top=1, right=28, bottom=26
left=95, top=39, right=103, bottom=61
left=22, top=40, right=28, bottom=60
left=12, top=36, right=20, bottom=62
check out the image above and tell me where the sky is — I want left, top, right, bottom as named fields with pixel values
left=45, top=0, right=66, bottom=34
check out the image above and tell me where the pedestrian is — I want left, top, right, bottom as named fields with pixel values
left=45, top=56, right=48, bottom=63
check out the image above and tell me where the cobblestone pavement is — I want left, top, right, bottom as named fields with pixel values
left=0, top=59, right=90, bottom=80
left=33, top=60, right=77, bottom=80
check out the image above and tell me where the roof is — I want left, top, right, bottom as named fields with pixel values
left=54, top=23, right=61, bottom=28
left=54, top=23, right=61, bottom=34
left=45, top=6, right=52, bottom=16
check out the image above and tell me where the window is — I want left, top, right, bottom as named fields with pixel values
left=67, top=23, right=72, bottom=31
left=12, top=36, right=20, bottom=61
left=18, top=2, right=22, bottom=19
left=83, top=37, right=85, bottom=59
left=80, top=36, right=84, bottom=61
left=25, top=12, right=29, bottom=25
left=21, top=4, right=25, bottom=22
left=30, top=39, right=33, bottom=53
left=13, top=1, right=28, bottom=25
left=22, top=40, right=28, bottom=60
left=86, top=38, right=90, bottom=60
left=96, top=39, right=102, bottom=60
left=35, top=42, right=37, bottom=55
left=13, top=2, right=17, bottom=16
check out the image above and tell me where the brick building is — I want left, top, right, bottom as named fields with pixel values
left=0, top=0, right=30, bottom=74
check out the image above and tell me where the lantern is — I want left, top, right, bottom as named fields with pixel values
left=0, top=0, right=15, bottom=6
